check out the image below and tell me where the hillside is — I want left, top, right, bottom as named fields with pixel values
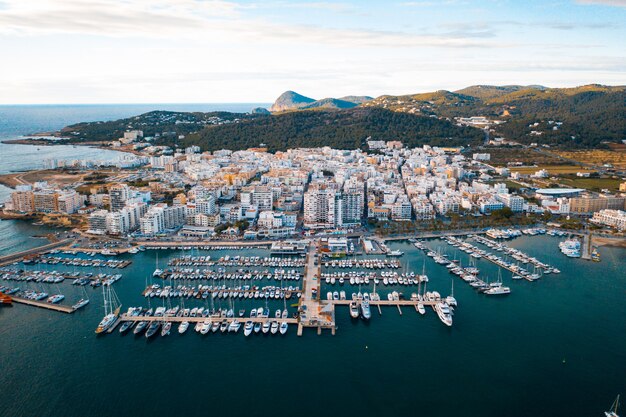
left=270, top=90, right=373, bottom=112
left=178, top=107, right=483, bottom=152
left=364, top=84, right=626, bottom=148
left=58, top=111, right=252, bottom=142
left=454, top=85, right=546, bottom=100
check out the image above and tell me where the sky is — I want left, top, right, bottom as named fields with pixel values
left=0, top=0, right=624, bottom=104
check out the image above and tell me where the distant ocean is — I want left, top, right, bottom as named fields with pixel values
left=0, top=103, right=270, bottom=140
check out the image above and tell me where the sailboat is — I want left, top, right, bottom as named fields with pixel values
left=484, top=269, right=511, bottom=295
left=446, top=279, right=457, bottom=307
left=153, top=252, right=163, bottom=277
left=605, top=395, right=620, bottom=417
left=95, top=284, right=121, bottom=334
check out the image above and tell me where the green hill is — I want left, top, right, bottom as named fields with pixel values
left=178, top=107, right=483, bottom=152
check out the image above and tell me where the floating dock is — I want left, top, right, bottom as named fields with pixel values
left=11, top=296, right=75, bottom=314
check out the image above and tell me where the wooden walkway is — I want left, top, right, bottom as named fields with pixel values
left=119, top=315, right=298, bottom=324
left=11, top=296, right=75, bottom=313
left=0, top=239, right=72, bottom=267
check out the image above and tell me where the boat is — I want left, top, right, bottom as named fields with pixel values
left=0, top=292, right=12, bottom=305
left=387, top=250, right=404, bottom=257
left=279, top=321, right=288, bottom=335
left=200, top=320, right=211, bottom=334
left=262, top=321, right=271, bottom=334
left=360, top=300, right=371, bottom=320
left=47, top=294, right=65, bottom=304
left=133, top=321, right=148, bottom=335
left=95, top=285, right=121, bottom=334
left=253, top=322, right=262, bottom=333
left=228, top=320, right=241, bottom=333
left=244, top=321, right=254, bottom=336
left=434, top=302, right=453, bottom=326
left=72, top=298, right=89, bottom=310
left=161, top=322, right=172, bottom=336
left=270, top=321, right=279, bottom=334
left=417, top=302, right=426, bottom=315
left=178, top=321, right=189, bottom=334
left=605, top=394, right=620, bottom=417
left=484, top=285, right=511, bottom=295
left=145, top=321, right=160, bottom=338
left=349, top=301, right=360, bottom=319
left=118, top=320, right=134, bottom=334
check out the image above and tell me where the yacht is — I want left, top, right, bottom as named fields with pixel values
left=605, top=394, right=620, bottom=417
left=219, top=320, right=229, bottom=333
left=417, top=302, right=426, bottom=315
left=279, top=322, right=288, bottom=335
left=484, top=284, right=511, bottom=295
left=200, top=320, right=211, bottom=335
left=244, top=321, right=254, bottom=336
left=161, top=322, right=172, bottom=336
left=360, top=300, right=371, bottom=320
left=228, top=320, right=241, bottom=333
left=211, top=322, right=220, bottom=333
left=178, top=321, right=189, bottom=334
left=253, top=322, right=262, bottom=333
left=145, top=321, right=160, bottom=338
left=349, top=301, right=360, bottom=319
left=262, top=321, right=271, bottom=334
left=118, top=320, right=134, bottom=334
left=270, top=321, right=279, bottom=334
left=72, top=298, right=89, bottom=310
left=133, top=321, right=148, bottom=335
left=435, top=302, right=453, bottom=326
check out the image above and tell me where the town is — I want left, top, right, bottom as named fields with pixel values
left=2, top=133, right=625, bottom=246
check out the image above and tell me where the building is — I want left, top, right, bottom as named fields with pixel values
left=109, top=184, right=130, bottom=212
left=303, top=182, right=339, bottom=229
left=10, top=189, right=35, bottom=213
left=496, top=193, right=525, bottom=212
left=87, top=210, right=108, bottom=234
left=591, top=209, right=626, bottom=230
left=57, top=190, right=83, bottom=214
left=569, top=195, right=626, bottom=215
left=33, top=190, right=58, bottom=213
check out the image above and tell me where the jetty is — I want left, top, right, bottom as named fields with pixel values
left=11, top=296, right=75, bottom=314
left=0, top=238, right=73, bottom=267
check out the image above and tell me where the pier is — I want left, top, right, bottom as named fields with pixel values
left=0, top=238, right=73, bottom=267
left=11, top=296, right=75, bottom=313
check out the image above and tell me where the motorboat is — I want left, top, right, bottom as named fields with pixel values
left=253, top=322, right=262, bottom=333
left=435, top=302, right=453, bottom=326
left=279, top=322, right=288, bottom=335
left=118, top=321, right=134, bottom=334
left=270, top=321, right=279, bottom=334
left=417, top=302, right=426, bottom=315
left=200, top=320, right=211, bottom=335
left=133, top=321, right=148, bottom=335
left=262, top=321, right=271, bottom=334
left=349, top=301, right=360, bottom=319
left=228, top=320, right=241, bottom=333
left=145, top=321, right=160, bottom=338
left=161, top=322, right=172, bottom=336
left=178, top=321, right=189, bottom=334
left=244, top=321, right=254, bottom=336
left=360, top=300, right=371, bottom=320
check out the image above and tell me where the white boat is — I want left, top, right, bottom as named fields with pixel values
left=228, top=320, right=241, bottom=333
left=253, top=322, right=262, bottom=333
left=200, top=320, right=211, bottom=334
left=360, top=300, right=371, bottom=320
left=417, top=302, right=426, bottom=315
left=270, top=321, right=279, bottom=334
left=244, top=321, right=254, bottom=336
left=178, top=321, right=189, bottom=334
left=605, top=394, right=620, bottom=417
left=161, top=322, right=172, bottom=336
left=262, top=321, right=271, bottom=334
left=72, top=298, right=89, bottom=310
left=434, top=302, right=453, bottom=326
left=349, top=301, right=360, bottom=319
left=279, top=321, right=288, bottom=335
left=95, top=285, right=121, bottom=334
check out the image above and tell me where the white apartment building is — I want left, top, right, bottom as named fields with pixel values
left=496, top=193, right=525, bottom=212
left=591, top=209, right=626, bottom=230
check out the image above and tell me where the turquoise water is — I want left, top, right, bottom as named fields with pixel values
left=1, top=236, right=624, bottom=417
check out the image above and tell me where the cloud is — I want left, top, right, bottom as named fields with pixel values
left=0, top=0, right=500, bottom=48
left=575, top=0, right=626, bottom=7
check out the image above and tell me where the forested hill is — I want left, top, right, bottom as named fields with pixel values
left=364, top=84, right=626, bottom=148
left=177, top=107, right=484, bottom=152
